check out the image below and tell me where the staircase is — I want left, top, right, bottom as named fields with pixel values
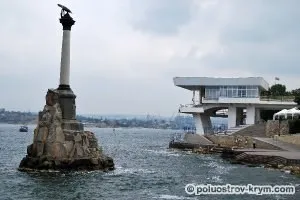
left=211, top=147, right=226, bottom=153
left=235, top=153, right=278, bottom=164
left=226, top=125, right=251, bottom=134
left=253, top=137, right=300, bottom=152
left=235, top=153, right=247, bottom=160
left=232, top=123, right=266, bottom=137
left=268, top=156, right=287, bottom=165
left=184, top=134, right=214, bottom=145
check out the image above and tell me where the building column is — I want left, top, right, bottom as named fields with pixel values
left=236, top=108, right=244, bottom=126
left=228, top=106, right=237, bottom=128
left=199, top=89, right=202, bottom=104
left=246, top=105, right=255, bottom=125
left=200, top=87, right=204, bottom=104
left=255, top=108, right=261, bottom=123
left=193, top=113, right=212, bottom=135
left=192, top=90, right=195, bottom=104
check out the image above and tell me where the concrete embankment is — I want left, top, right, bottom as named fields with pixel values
left=206, top=135, right=283, bottom=150
left=169, top=132, right=300, bottom=176
left=169, top=134, right=215, bottom=149
left=221, top=148, right=300, bottom=175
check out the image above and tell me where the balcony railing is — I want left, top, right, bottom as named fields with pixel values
left=179, top=104, right=202, bottom=108
left=260, top=95, right=295, bottom=102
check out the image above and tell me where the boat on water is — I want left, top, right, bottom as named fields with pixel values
left=19, top=126, right=28, bottom=132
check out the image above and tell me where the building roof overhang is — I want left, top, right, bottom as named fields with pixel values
left=173, top=77, right=269, bottom=91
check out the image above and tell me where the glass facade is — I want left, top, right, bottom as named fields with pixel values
left=205, top=86, right=259, bottom=99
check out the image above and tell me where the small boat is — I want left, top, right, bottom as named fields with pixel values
left=19, top=125, right=28, bottom=132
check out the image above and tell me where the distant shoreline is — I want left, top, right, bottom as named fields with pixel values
left=0, top=109, right=196, bottom=130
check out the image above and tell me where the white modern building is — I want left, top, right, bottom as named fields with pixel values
left=174, top=77, right=297, bottom=135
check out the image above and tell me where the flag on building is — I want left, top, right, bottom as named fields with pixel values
left=275, top=77, right=280, bottom=81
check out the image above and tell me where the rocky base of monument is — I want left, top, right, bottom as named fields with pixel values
left=19, top=152, right=114, bottom=171
left=18, top=130, right=114, bottom=171
left=18, top=89, right=114, bottom=172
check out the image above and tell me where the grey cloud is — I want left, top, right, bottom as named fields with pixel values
left=2, top=0, right=300, bottom=116
left=130, top=0, right=195, bottom=35
left=220, top=0, right=300, bottom=45
left=197, top=0, right=300, bottom=77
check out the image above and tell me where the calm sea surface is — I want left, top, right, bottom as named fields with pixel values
left=0, top=123, right=299, bottom=200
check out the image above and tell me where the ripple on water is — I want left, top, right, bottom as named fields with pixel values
left=157, top=194, right=198, bottom=199
left=206, top=175, right=223, bottom=183
left=1, top=125, right=300, bottom=200
left=106, top=166, right=157, bottom=177
left=144, top=149, right=183, bottom=157
left=0, top=167, right=17, bottom=174
left=207, top=161, right=237, bottom=175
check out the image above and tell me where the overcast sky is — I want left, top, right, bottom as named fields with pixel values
left=1, top=0, right=300, bottom=116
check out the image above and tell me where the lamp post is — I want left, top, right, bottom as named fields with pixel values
left=278, top=117, right=281, bottom=136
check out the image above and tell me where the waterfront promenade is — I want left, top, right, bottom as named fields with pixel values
left=253, top=137, right=300, bottom=152
left=169, top=130, right=300, bottom=170
left=229, top=137, right=300, bottom=166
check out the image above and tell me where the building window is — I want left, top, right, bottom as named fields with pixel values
left=205, top=86, right=219, bottom=99
left=205, top=85, right=259, bottom=99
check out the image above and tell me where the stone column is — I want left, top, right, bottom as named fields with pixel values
left=59, top=13, right=75, bottom=89
left=56, top=13, right=81, bottom=131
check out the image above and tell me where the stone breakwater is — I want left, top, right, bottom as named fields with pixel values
left=19, top=89, right=114, bottom=171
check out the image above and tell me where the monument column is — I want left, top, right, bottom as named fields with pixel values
left=59, top=13, right=74, bottom=88
left=18, top=4, right=114, bottom=172
left=57, top=12, right=76, bottom=119
left=56, top=11, right=81, bottom=130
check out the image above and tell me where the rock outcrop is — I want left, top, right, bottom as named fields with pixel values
left=19, top=89, right=114, bottom=171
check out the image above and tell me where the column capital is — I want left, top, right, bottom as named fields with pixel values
left=60, top=13, right=75, bottom=31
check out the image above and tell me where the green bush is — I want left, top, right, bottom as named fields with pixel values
left=288, top=119, right=300, bottom=134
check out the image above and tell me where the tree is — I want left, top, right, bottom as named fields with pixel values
left=269, top=84, right=286, bottom=96
left=291, top=88, right=300, bottom=105
left=260, top=89, right=271, bottom=97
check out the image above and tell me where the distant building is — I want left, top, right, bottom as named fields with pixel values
left=174, top=77, right=296, bottom=135
left=0, top=108, right=5, bottom=113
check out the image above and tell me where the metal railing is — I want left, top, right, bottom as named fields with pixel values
left=260, top=95, right=295, bottom=102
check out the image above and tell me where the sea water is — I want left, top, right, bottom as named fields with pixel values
left=0, top=124, right=299, bottom=200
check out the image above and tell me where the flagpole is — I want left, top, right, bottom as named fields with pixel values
left=274, top=77, right=280, bottom=85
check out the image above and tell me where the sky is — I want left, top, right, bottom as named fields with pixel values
left=1, top=0, right=300, bottom=116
